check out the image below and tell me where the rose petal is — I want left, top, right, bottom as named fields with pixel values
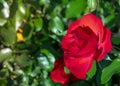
left=79, top=14, right=103, bottom=35
left=64, top=54, right=94, bottom=79
left=50, top=58, right=79, bottom=84
left=74, top=26, right=98, bottom=55
left=62, top=26, right=98, bottom=57
left=95, top=27, right=112, bottom=61
left=67, top=14, right=103, bottom=35
left=67, top=19, right=81, bottom=34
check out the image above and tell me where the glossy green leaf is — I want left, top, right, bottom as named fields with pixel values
left=41, top=49, right=55, bottom=64
left=30, top=66, right=40, bottom=77
left=87, top=60, right=96, bottom=79
left=20, top=76, right=29, bottom=86
left=0, top=1, right=9, bottom=19
left=44, top=78, right=52, bottom=86
left=0, top=1, right=9, bottom=26
left=65, top=0, right=87, bottom=18
left=0, top=48, right=12, bottom=63
left=49, top=16, right=65, bottom=35
left=101, top=58, right=120, bottom=84
left=14, top=69, right=24, bottom=75
left=37, top=55, right=50, bottom=70
left=11, top=0, right=29, bottom=30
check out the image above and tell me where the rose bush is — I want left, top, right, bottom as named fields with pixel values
left=50, top=13, right=112, bottom=84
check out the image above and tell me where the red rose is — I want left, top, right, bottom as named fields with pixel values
left=50, top=57, right=79, bottom=84
left=50, top=13, right=112, bottom=84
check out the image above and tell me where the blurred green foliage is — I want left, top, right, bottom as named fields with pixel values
left=0, top=0, right=120, bottom=86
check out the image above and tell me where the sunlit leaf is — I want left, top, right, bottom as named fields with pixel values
left=37, top=55, right=50, bottom=70
left=30, top=66, right=40, bottom=77
left=20, top=76, right=29, bottom=86
left=0, top=1, right=9, bottom=26
left=0, top=48, right=12, bottom=63
left=0, top=1, right=9, bottom=18
left=101, top=58, right=120, bottom=84
left=65, top=0, right=87, bottom=18
left=10, top=0, right=29, bottom=31
left=41, top=49, right=55, bottom=64
left=49, top=16, right=65, bottom=35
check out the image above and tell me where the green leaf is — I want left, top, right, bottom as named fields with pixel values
left=37, top=55, right=50, bottom=70
left=0, top=21, right=16, bottom=46
left=64, top=66, right=70, bottom=74
left=34, top=18, right=43, bottom=32
left=104, top=15, right=115, bottom=26
left=101, top=58, right=120, bottom=84
left=0, top=68, right=9, bottom=78
left=30, top=66, right=40, bottom=77
left=11, top=0, right=29, bottom=30
left=49, top=16, right=65, bottom=35
left=15, top=54, right=32, bottom=67
left=41, top=49, right=55, bottom=64
left=14, top=69, right=24, bottom=75
left=119, top=0, right=120, bottom=5
left=20, top=76, right=29, bottom=86
left=0, top=1, right=9, bottom=26
left=23, top=22, right=34, bottom=40
left=0, top=1, right=9, bottom=19
left=9, top=0, right=18, bottom=18
left=49, top=34, right=61, bottom=43
left=0, top=48, right=12, bottom=63
left=0, top=78, right=7, bottom=86
left=44, top=78, right=53, bottom=86
left=39, top=0, right=50, bottom=7
left=62, top=0, right=69, bottom=4
left=65, top=0, right=87, bottom=18
left=111, top=37, right=120, bottom=45
left=0, top=18, right=7, bottom=26
left=87, top=60, right=96, bottom=79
